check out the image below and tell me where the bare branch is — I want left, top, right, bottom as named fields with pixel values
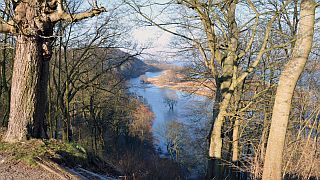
left=235, top=0, right=292, bottom=87
left=238, top=0, right=260, bottom=59
left=125, top=0, right=193, bottom=41
left=50, top=7, right=106, bottom=23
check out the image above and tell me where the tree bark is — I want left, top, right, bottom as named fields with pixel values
left=262, top=0, right=316, bottom=179
left=34, top=60, right=49, bottom=138
left=4, top=35, right=45, bottom=142
left=207, top=92, right=232, bottom=179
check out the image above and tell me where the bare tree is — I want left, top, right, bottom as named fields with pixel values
left=139, top=74, right=148, bottom=83
left=163, top=90, right=178, bottom=111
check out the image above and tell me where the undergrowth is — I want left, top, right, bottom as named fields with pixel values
left=0, top=139, right=86, bottom=166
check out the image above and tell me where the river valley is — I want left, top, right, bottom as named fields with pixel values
left=128, top=71, right=212, bottom=177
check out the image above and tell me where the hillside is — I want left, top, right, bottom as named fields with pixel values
left=70, top=47, right=161, bottom=79
left=0, top=48, right=169, bottom=180
left=0, top=138, right=120, bottom=180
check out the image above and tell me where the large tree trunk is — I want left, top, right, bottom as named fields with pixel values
left=262, top=0, right=316, bottom=179
left=1, top=0, right=104, bottom=143
left=4, top=35, right=47, bottom=142
left=4, top=1, right=52, bottom=142
left=207, top=49, right=236, bottom=179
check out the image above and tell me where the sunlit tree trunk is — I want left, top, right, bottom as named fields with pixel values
left=207, top=0, right=239, bottom=178
left=232, top=117, right=240, bottom=162
left=262, top=0, right=316, bottom=179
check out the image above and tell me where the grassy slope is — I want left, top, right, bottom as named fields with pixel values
left=0, top=138, right=121, bottom=179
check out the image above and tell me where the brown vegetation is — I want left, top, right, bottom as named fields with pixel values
left=147, top=70, right=215, bottom=97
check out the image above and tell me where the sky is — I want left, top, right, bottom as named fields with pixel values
left=106, top=0, right=178, bottom=61
left=76, top=0, right=320, bottom=63
left=64, top=0, right=177, bottom=62
left=132, top=26, right=175, bottom=57
left=128, top=0, right=178, bottom=61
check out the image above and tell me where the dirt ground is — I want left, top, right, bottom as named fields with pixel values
left=0, top=153, right=64, bottom=180
left=0, top=153, right=118, bottom=180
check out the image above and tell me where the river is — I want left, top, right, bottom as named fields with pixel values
left=128, top=71, right=212, bottom=176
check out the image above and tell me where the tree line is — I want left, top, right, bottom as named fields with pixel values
left=0, top=0, right=319, bottom=179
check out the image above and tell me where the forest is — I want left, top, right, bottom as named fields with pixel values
left=0, top=0, right=319, bottom=180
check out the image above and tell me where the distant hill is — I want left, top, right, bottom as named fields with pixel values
left=110, top=49, right=161, bottom=79
left=70, top=47, right=161, bottom=79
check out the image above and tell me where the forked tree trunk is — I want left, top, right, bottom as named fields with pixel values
left=207, top=1, right=238, bottom=177
left=4, top=35, right=47, bottom=142
left=262, top=0, right=316, bottom=179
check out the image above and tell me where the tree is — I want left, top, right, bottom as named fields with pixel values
left=163, top=90, right=178, bottom=111
left=262, top=0, right=317, bottom=179
left=1, top=0, right=105, bottom=142
left=130, top=100, right=154, bottom=140
left=139, top=74, right=148, bottom=83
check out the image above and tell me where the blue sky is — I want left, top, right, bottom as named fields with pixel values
left=95, top=0, right=320, bottom=62
left=127, top=0, right=178, bottom=60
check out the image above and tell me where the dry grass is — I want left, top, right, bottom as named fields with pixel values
left=147, top=70, right=214, bottom=97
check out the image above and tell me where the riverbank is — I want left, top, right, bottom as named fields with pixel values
left=145, top=70, right=214, bottom=97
